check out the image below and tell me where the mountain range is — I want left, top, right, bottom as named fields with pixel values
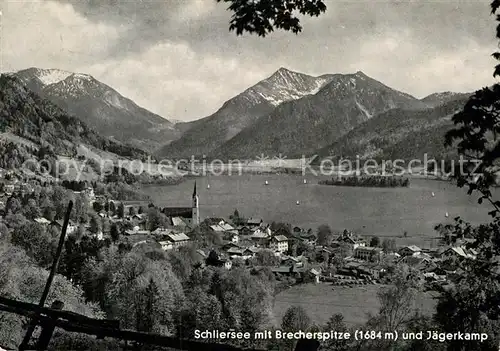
left=12, top=68, right=181, bottom=152
left=157, top=68, right=337, bottom=158
left=159, top=68, right=469, bottom=161
left=0, top=74, right=146, bottom=160
left=315, top=94, right=470, bottom=162
left=9, top=67, right=472, bottom=163
left=209, top=70, right=434, bottom=160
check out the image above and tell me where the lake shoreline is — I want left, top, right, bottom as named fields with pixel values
left=138, top=174, right=492, bottom=250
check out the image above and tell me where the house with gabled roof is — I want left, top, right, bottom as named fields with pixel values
left=246, top=217, right=262, bottom=227
left=334, top=230, right=366, bottom=249
left=49, top=219, right=76, bottom=234
left=251, top=229, right=271, bottom=246
left=236, top=225, right=252, bottom=236
left=34, top=217, right=51, bottom=225
left=226, top=247, right=254, bottom=260
left=281, top=256, right=304, bottom=268
left=164, top=232, right=190, bottom=248
left=440, top=246, right=476, bottom=260
left=354, top=246, right=382, bottom=261
left=221, top=231, right=239, bottom=243
left=398, top=245, right=422, bottom=257
left=172, top=216, right=190, bottom=227
left=269, top=235, right=289, bottom=253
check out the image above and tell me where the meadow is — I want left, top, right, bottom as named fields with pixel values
left=272, top=283, right=437, bottom=327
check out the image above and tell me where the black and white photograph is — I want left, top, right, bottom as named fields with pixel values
left=0, top=0, right=500, bottom=350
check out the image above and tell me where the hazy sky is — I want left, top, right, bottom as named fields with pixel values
left=1, top=0, right=499, bottom=121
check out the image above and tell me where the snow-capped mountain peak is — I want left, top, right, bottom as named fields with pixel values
left=242, top=67, right=334, bottom=106
left=11, top=67, right=179, bottom=152
left=36, top=68, right=73, bottom=85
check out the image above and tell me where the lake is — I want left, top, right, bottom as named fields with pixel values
left=140, top=175, right=495, bottom=247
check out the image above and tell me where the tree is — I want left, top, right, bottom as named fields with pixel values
left=110, top=223, right=120, bottom=242
left=51, top=186, right=69, bottom=219
left=146, top=208, right=165, bottom=231
left=10, top=222, right=56, bottom=267
left=89, top=215, right=101, bottom=234
left=322, top=314, right=351, bottom=351
left=92, top=201, right=103, bottom=213
left=22, top=198, right=40, bottom=220
left=426, top=2, right=500, bottom=349
left=5, top=197, right=21, bottom=215
left=317, top=224, right=333, bottom=246
left=136, top=278, right=160, bottom=332
left=206, top=250, right=220, bottom=266
left=254, top=249, right=279, bottom=266
left=73, top=194, right=89, bottom=223
left=381, top=238, right=397, bottom=253
left=117, top=203, right=125, bottom=219
left=363, top=268, right=421, bottom=351
left=229, top=209, right=240, bottom=224
left=102, top=219, right=111, bottom=234
left=176, top=287, right=223, bottom=339
left=128, top=206, right=136, bottom=217
left=216, top=0, right=327, bottom=38
left=369, top=236, right=380, bottom=247
left=105, top=253, right=185, bottom=333
left=281, top=306, right=311, bottom=351
left=270, top=222, right=292, bottom=236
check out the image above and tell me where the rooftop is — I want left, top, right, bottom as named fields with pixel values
left=272, top=235, right=289, bottom=242
left=166, top=233, right=190, bottom=242
left=161, top=207, right=192, bottom=218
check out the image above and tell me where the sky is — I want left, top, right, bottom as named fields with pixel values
left=1, top=0, right=499, bottom=122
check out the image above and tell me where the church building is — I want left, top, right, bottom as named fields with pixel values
left=161, top=181, right=200, bottom=227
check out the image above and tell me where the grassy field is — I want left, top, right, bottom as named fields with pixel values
left=273, top=283, right=437, bottom=327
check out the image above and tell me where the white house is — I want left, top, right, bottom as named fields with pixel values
left=269, top=235, right=289, bottom=253
left=159, top=241, right=174, bottom=251
left=223, top=259, right=232, bottom=270
left=95, top=231, right=104, bottom=241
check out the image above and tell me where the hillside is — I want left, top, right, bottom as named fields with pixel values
left=314, top=96, right=470, bottom=162
left=211, top=71, right=429, bottom=160
left=157, top=68, right=336, bottom=158
left=420, top=92, right=471, bottom=108
left=13, top=68, right=180, bottom=152
left=0, top=74, right=149, bottom=158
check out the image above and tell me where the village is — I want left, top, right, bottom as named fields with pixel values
left=0, top=166, right=478, bottom=296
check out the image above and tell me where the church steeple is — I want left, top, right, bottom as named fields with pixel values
left=192, top=181, right=199, bottom=225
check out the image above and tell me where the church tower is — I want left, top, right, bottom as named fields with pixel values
left=192, top=181, right=200, bottom=225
